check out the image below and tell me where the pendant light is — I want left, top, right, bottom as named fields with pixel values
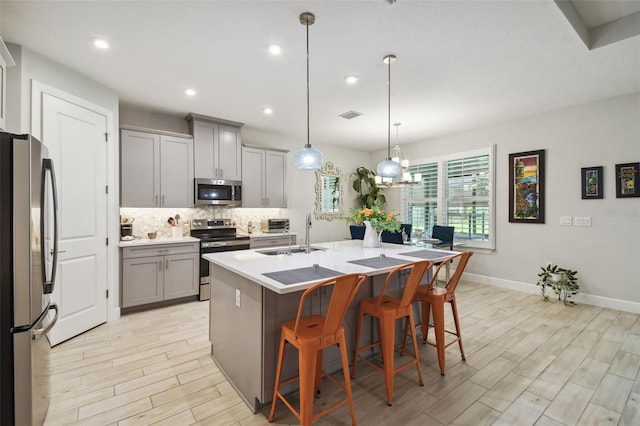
left=293, top=12, right=324, bottom=171
left=376, top=54, right=402, bottom=178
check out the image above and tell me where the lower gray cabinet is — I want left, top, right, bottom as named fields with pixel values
left=121, top=242, right=199, bottom=308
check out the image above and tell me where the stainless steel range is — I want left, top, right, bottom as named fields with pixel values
left=191, top=219, right=250, bottom=301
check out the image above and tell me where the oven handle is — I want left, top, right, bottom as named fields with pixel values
left=201, top=240, right=250, bottom=249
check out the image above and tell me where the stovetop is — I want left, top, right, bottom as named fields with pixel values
left=190, top=218, right=249, bottom=242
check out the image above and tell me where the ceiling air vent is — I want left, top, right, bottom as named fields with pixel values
left=339, top=110, right=363, bottom=120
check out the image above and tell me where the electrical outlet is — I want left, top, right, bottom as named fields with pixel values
left=574, top=216, right=592, bottom=227
left=235, top=288, right=241, bottom=307
left=560, top=216, right=572, bottom=226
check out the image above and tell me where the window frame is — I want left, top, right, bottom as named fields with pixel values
left=402, top=145, right=496, bottom=250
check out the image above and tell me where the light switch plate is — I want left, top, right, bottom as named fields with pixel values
left=560, top=216, right=572, bottom=226
left=235, top=288, right=241, bottom=307
left=574, top=216, right=592, bottom=227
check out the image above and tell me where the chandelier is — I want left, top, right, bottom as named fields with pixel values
left=375, top=122, right=421, bottom=188
left=390, top=123, right=421, bottom=187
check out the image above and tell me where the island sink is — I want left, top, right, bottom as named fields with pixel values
left=256, top=246, right=326, bottom=255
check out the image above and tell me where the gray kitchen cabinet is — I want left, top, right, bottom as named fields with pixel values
left=122, top=255, right=164, bottom=307
left=0, top=38, right=15, bottom=131
left=120, top=127, right=194, bottom=208
left=242, top=146, right=288, bottom=208
left=121, top=242, right=199, bottom=308
left=186, top=113, right=243, bottom=181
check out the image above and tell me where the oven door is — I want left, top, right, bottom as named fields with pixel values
left=199, top=239, right=250, bottom=300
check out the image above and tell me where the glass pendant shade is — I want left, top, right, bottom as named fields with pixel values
left=377, top=159, right=402, bottom=177
left=294, top=145, right=324, bottom=170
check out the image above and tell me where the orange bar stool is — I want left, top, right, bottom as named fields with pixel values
left=268, top=273, right=368, bottom=426
left=404, top=251, right=473, bottom=376
left=351, top=260, right=433, bottom=406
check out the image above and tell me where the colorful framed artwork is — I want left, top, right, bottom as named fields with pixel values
left=615, top=162, right=640, bottom=198
left=581, top=166, right=603, bottom=199
left=509, top=149, right=545, bottom=223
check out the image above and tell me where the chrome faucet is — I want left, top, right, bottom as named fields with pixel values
left=304, top=212, right=312, bottom=253
left=285, top=222, right=292, bottom=256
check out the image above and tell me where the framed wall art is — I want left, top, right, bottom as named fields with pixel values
left=615, top=162, right=639, bottom=198
left=581, top=166, right=603, bottom=199
left=509, top=149, right=545, bottom=223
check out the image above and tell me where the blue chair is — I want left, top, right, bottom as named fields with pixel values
left=350, top=225, right=365, bottom=240
left=431, top=225, right=454, bottom=250
left=381, top=224, right=412, bottom=245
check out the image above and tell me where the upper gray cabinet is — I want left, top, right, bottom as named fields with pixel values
left=242, top=146, right=288, bottom=208
left=0, top=38, right=16, bottom=131
left=186, top=113, right=244, bottom=181
left=120, top=127, right=194, bottom=208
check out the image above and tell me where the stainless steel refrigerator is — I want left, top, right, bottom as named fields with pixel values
left=1, top=132, right=59, bottom=425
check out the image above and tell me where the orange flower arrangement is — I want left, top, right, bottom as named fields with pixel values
left=344, top=203, right=401, bottom=233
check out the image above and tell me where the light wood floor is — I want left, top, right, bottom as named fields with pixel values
left=44, top=281, right=640, bottom=425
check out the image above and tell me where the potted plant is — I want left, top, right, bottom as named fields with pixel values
left=350, top=167, right=386, bottom=208
left=537, top=264, right=579, bottom=306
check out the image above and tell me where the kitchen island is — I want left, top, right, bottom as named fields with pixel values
left=203, top=239, right=456, bottom=412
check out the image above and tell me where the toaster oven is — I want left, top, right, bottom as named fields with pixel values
left=261, top=218, right=289, bottom=233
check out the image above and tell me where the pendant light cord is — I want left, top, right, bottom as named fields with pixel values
left=306, top=19, right=311, bottom=149
left=387, top=56, right=391, bottom=160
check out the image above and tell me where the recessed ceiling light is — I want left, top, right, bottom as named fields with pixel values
left=268, top=44, right=282, bottom=55
left=345, top=75, right=359, bottom=84
left=185, top=89, right=196, bottom=96
left=263, top=107, right=273, bottom=115
left=92, top=38, right=109, bottom=49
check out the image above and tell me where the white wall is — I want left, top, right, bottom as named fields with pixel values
left=375, top=93, right=640, bottom=308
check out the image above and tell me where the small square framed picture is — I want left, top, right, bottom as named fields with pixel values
left=615, top=162, right=640, bottom=198
left=581, top=166, right=603, bottom=199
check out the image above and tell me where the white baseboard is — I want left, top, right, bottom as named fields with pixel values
left=463, top=272, right=640, bottom=314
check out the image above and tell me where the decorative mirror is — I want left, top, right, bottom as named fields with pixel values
left=314, top=162, right=343, bottom=221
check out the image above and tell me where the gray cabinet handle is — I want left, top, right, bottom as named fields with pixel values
left=155, top=195, right=158, bottom=205
left=166, top=259, right=169, bottom=269
left=158, top=260, right=162, bottom=271
left=161, top=195, right=165, bottom=206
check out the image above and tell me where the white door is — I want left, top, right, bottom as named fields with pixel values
left=41, top=93, right=108, bottom=345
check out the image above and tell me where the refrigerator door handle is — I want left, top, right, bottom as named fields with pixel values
left=9, top=301, right=54, bottom=335
left=32, top=303, right=59, bottom=340
left=40, top=158, right=59, bottom=295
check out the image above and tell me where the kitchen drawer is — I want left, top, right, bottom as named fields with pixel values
left=122, top=242, right=198, bottom=259
left=250, top=235, right=296, bottom=249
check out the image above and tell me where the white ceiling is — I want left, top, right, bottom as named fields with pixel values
left=1, top=0, right=639, bottom=152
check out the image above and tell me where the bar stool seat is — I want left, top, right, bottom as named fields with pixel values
left=268, top=273, right=368, bottom=426
left=351, top=260, right=433, bottom=406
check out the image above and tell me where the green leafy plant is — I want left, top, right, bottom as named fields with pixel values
left=344, top=203, right=401, bottom=233
left=537, top=264, right=579, bottom=306
left=350, top=167, right=386, bottom=209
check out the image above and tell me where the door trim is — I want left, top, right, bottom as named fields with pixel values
left=30, top=79, right=120, bottom=322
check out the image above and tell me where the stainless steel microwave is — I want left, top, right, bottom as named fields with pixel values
left=194, top=179, right=242, bottom=206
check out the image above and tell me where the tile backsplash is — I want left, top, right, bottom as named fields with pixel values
left=120, top=206, right=287, bottom=238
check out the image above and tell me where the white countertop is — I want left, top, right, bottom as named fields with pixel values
left=118, top=236, right=199, bottom=248
left=203, top=239, right=456, bottom=294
